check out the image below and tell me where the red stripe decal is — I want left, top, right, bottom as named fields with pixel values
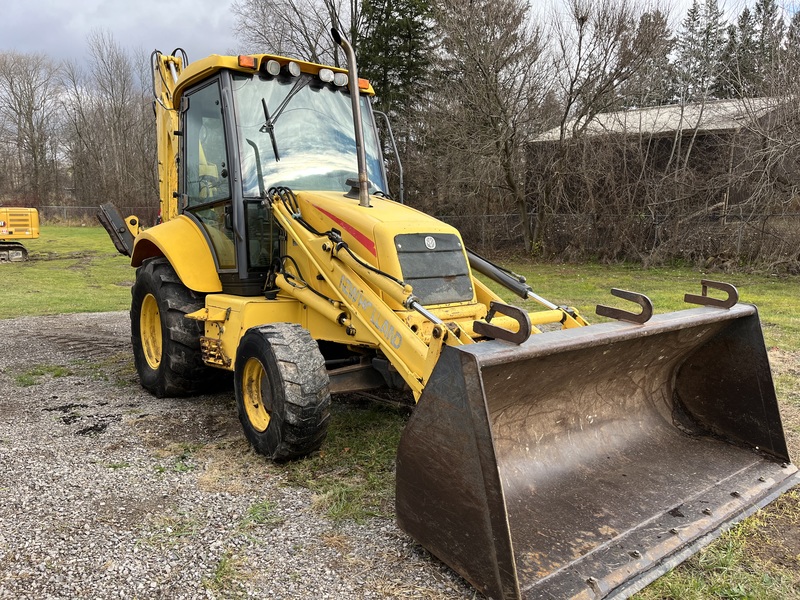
left=313, top=204, right=377, bottom=256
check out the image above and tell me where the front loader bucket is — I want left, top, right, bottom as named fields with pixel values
left=397, top=302, right=799, bottom=600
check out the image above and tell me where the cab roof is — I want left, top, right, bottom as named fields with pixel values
left=173, top=53, right=375, bottom=100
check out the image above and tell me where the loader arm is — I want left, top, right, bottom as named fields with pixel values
left=268, top=190, right=457, bottom=398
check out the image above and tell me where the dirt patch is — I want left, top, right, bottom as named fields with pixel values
left=41, top=401, right=123, bottom=437
left=90, top=494, right=167, bottom=528
left=770, top=348, right=800, bottom=378
left=780, top=403, right=800, bottom=462
left=130, top=410, right=240, bottom=451
left=750, top=490, right=800, bottom=573
left=769, top=348, right=800, bottom=460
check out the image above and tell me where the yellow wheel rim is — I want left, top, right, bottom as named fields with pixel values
left=140, top=293, right=163, bottom=370
left=243, top=357, right=271, bottom=432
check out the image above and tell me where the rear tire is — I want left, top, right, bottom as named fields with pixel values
left=131, top=257, right=215, bottom=397
left=235, top=323, right=331, bottom=461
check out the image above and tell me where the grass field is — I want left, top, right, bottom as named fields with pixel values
left=0, top=225, right=132, bottom=318
left=2, top=224, right=799, bottom=598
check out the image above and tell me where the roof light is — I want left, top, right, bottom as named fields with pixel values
left=333, top=72, right=348, bottom=87
left=238, top=55, right=257, bottom=69
left=318, top=68, right=335, bottom=83
left=286, top=61, right=301, bottom=77
left=358, top=78, right=370, bottom=91
left=261, top=59, right=281, bottom=76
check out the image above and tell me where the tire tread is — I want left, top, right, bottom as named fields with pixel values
left=235, top=323, right=330, bottom=461
left=131, top=257, right=216, bottom=397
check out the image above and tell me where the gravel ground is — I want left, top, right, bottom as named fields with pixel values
left=0, top=312, right=477, bottom=599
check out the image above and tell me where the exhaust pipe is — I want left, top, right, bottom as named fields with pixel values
left=331, top=28, right=371, bottom=208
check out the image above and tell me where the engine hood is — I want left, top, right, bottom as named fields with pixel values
left=295, top=191, right=460, bottom=261
left=295, top=191, right=474, bottom=306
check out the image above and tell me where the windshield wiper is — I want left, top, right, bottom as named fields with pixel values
left=259, top=77, right=311, bottom=162
left=259, top=98, right=280, bottom=162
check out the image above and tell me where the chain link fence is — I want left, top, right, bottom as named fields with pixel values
left=36, top=205, right=800, bottom=271
left=39, top=206, right=159, bottom=227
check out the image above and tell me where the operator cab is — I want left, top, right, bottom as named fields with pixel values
left=179, top=59, right=388, bottom=295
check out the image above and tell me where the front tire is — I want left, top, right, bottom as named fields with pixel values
left=131, top=257, right=215, bottom=397
left=235, top=323, right=331, bottom=461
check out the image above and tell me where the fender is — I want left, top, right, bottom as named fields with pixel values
left=131, top=215, right=222, bottom=293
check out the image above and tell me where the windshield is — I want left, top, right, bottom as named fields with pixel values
left=232, top=73, right=387, bottom=197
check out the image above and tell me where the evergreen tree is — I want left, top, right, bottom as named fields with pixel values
left=736, top=8, right=760, bottom=94
left=716, top=7, right=759, bottom=97
left=714, top=24, right=738, bottom=98
left=675, top=0, right=703, bottom=100
left=786, top=10, right=800, bottom=67
left=619, top=10, right=674, bottom=106
left=753, top=0, right=785, bottom=93
left=356, top=0, right=433, bottom=117
left=675, top=0, right=726, bottom=101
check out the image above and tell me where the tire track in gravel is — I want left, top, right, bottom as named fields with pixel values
left=40, top=317, right=142, bottom=392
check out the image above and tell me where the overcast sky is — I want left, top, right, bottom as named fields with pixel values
left=0, top=0, right=241, bottom=64
left=0, top=0, right=780, bottom=66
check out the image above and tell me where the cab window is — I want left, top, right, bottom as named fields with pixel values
left=183, top=81, right=235, bottom=270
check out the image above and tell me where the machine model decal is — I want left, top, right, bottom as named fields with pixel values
left=339, top=275, right=402, bottom=349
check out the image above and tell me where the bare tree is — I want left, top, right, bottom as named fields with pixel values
left=0, top=51, right=63, bottom=205
left=551, top=0, right=673, bottom=139
left=417, top=0, right=546, bottom=253
left=60, top=31, right=155, bottom=218
left=231, top=0, right=360, bottom=65
left=526, top=0, right=679, bottom=255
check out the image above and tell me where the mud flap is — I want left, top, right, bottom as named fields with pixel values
left=396, top=303, right=799, bottom=600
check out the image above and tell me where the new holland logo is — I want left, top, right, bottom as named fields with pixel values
left=424, top=236, right=436, bottom=250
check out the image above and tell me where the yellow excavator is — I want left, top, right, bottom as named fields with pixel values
left=0, top=207, right=39, bottom=261
left=99, top=31, right=798, bottom=600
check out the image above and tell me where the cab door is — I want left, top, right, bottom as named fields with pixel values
left=181, top=78, right=237, bottom=274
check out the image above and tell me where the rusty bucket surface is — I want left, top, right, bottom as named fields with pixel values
left=396, top=303, right=799, bottom=600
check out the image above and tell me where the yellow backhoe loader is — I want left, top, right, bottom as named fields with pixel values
left=0, top=207, right=39, bottom=261
left=99, top=31, right=798, bottom=600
